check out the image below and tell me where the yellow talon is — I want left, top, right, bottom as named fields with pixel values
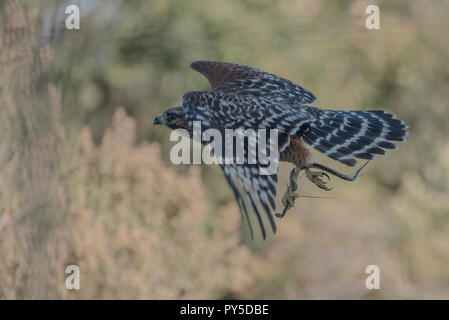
left=276, top=167, right=300, bottom=218
left=305, top=168, right=332, bottom=190
left=276, top=166, right=334, bottom=218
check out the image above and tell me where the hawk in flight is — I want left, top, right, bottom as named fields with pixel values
left=154, top=61, right=409, bottom=239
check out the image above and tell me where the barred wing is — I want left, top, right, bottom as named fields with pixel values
left=182, top=91, right=313, bottom=239
left=182, top=91, right=313, bottom=152
left=219, top=164, right=278, bottom=240
left=190, top=60, right=317, bottom=105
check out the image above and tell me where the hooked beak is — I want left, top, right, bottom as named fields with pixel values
left=153, top=115, right=163, bottom=126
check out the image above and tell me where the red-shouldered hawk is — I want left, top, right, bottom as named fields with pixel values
left=154, top=61, right=409, bottom=239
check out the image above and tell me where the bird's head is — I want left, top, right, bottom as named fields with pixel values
left=153, top=107, right=189, bottom=131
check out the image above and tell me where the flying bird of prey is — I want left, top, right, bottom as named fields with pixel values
left=154, top=61, right=409, bottom=239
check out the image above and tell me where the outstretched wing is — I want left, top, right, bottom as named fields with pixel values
left=182, top=91, right=313, bottom=152
left=182, top=91, right=313, bottom=239
left=190, top=60, right=317, bottom=105
left=219, top=163, right=278, bottom=240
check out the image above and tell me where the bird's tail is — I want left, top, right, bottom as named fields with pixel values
left=301, top=109, right=409, bottom=167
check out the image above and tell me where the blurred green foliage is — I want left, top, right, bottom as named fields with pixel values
left=49, top=0, right=449, bottom=211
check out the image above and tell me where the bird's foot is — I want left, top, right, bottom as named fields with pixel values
left=276, top=161, right=369, bottom=218
left=276, top=167, right=300, bottom=219
left=310, top=160, right=369, bottom=182
left=305, top=168, right=332, bottom=191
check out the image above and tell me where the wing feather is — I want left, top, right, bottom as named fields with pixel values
left=181, top=91, right=312, bottom=239
left=190, top=61, right=317, bottom=104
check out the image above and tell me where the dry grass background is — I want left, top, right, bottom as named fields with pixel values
left=0, top=0, right=449, bottom=299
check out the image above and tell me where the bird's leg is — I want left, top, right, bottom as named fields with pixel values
left=308, top=160, right=370, bottom=182
left=276, top=167, right=301, bottom=219
left=276, top=161, right=370, bottom=219
left=276, top=165, right=332, bottom=218
left=303, top=168, right=332, bottom=190
left=302, top=160, right=369, bottom=189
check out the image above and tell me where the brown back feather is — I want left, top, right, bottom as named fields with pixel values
left=190, top=61, right=261, bottom=90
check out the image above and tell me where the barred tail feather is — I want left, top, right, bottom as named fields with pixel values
left=301, top=109, right=409, bottom=167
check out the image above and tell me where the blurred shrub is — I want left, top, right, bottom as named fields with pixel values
left=60, top=109, right=259, bottom=299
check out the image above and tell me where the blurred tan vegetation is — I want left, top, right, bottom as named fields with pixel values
left=0, top=0, right=448, bottom=299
